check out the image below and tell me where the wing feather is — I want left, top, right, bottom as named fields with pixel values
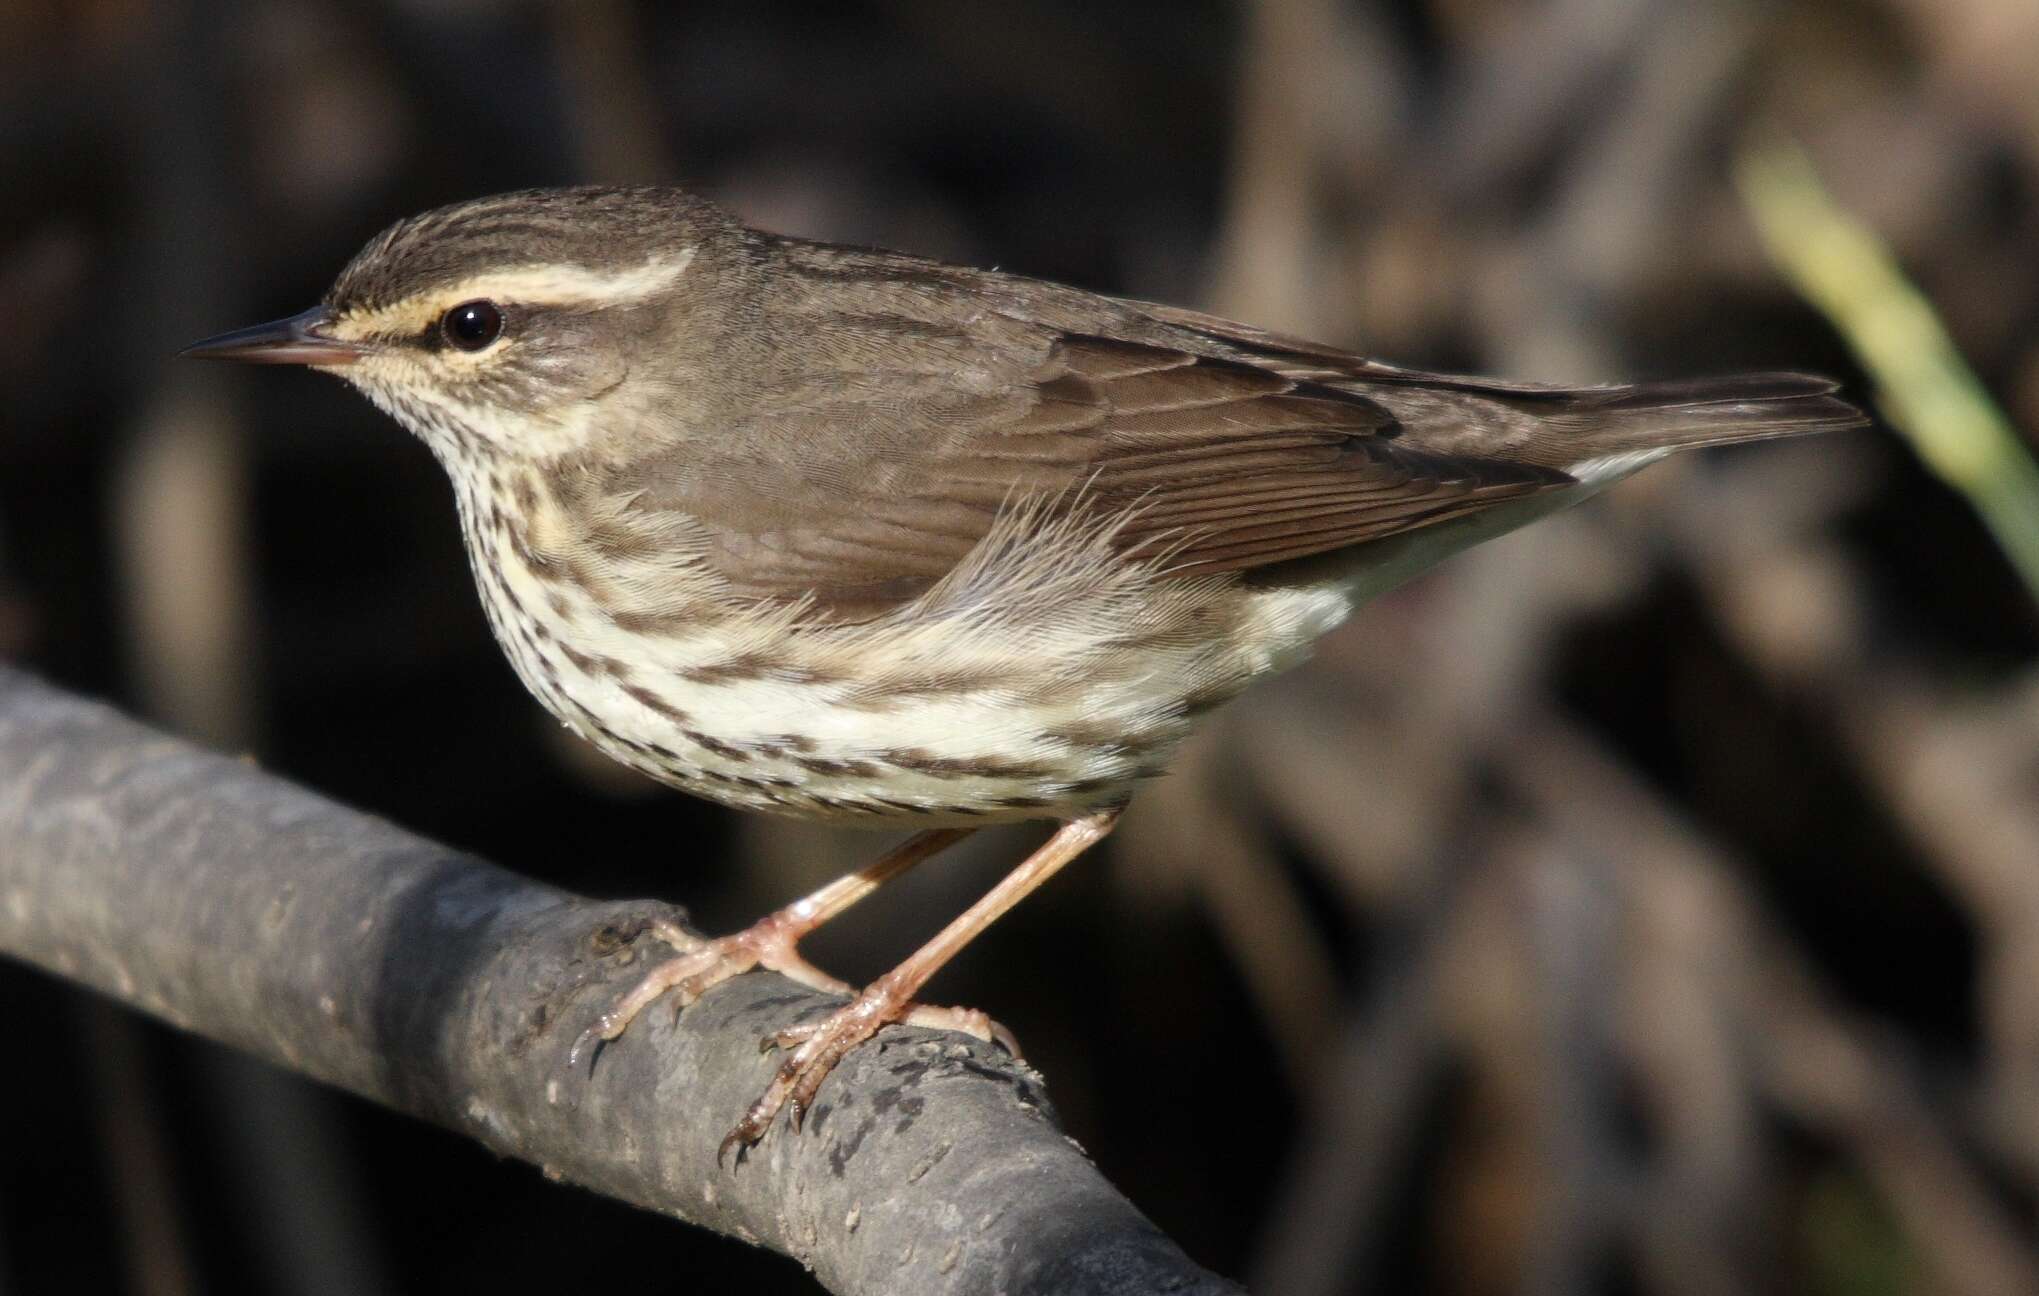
left=626, top=319, right=1573, bottom=617
left=596, top=239, right=1858, bottom=621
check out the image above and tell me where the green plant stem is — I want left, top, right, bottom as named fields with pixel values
left=1736, top=139, right=2039, bottom=601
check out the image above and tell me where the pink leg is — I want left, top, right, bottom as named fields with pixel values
left=721, top=809, right=1121, bottom=1159
left=569, top=828, right=973, bottom=1068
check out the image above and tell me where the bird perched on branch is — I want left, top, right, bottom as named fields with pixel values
left=186, top=185, right=1864, bottom=1155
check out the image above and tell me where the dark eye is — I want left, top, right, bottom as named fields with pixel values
left=440, top=299, right=503, bottom=350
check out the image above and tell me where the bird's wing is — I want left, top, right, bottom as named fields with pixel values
left=1136, top=299, right=1867, bottom=466
left=626, top=319, right=1574, bottom=619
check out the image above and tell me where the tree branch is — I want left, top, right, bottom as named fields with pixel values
left=0, top=666, right=1240, bottom=1296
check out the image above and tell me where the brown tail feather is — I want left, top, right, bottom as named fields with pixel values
left=1146, top=306, right=1868, bottom=459
left=1546, top=372, right=1868, bottom=454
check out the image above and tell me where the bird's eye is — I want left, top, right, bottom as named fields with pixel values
left=440, top=300, right=504, bottom=351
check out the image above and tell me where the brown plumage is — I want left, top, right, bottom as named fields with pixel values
left=186, top=185, right=1868, bottom=1153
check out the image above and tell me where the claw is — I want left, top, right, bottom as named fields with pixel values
left=566, top=1026, right=607, bottom=1074
left=719, top=984, right=897, bottom=1153
left=716, top=1088, right=782, bottom=1165
left=715, top=988, right=1025, bottom=1158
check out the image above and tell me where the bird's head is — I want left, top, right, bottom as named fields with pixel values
left=184, top=186, right=745, bottom=465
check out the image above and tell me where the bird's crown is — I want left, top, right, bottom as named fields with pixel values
left=326, top=185, right=732, bottom=320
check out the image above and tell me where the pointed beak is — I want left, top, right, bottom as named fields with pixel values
left=180, top=306, right=366, bottom=367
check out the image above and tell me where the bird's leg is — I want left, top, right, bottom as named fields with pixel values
left=721, top=808, right=1121, bottom=1158
left=570, top=828, right=974, bottom=1068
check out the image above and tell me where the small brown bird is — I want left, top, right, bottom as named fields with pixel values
left=186, top=186, right=1864, bottom=1152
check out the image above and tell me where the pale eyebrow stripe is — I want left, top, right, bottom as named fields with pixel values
left=330, top=248, right=696, bottom=339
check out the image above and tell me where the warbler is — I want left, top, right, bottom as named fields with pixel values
left=186, top=185, right=1864, bottom=1152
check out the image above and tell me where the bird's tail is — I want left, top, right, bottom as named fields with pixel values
left=1544, top=372, right=1868, bottom=457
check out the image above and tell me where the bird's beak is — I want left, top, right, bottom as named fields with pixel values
left=180, top=306, right=366, bottom=367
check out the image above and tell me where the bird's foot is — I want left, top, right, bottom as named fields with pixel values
left=569, top=915, right=846, bottom=1069
left=568, top=915, right=1015, bottom=1076
left=719, top=976, right=1017, bottom=1161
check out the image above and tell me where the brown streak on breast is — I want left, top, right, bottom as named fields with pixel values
left=792, top=755, right=883, bottom=779
left=683, top=730, right=752, bottom=763
left=842, top=664, right=1016, bottom=704
left=558, top=643, right=601, bottom=675
left=1042, top=723, right=1172, bottom=759
left=606, top=607, right=693, bottom=635
left=879, top=748, right=1056, bottom=780
left=622, top=682, right=690, bottom=722
left=681, top=654, right=846, bottom=687
left=512, top=475, right=539, bottom=512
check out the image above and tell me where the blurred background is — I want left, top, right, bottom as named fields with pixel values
left=3, top=0, right=2037, bottom=1292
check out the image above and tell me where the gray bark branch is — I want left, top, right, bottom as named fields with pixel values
left=0, top=666, right=1240, bottom=1296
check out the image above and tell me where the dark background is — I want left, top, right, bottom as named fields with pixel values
left=4, top=1, right=2037, bottom=1293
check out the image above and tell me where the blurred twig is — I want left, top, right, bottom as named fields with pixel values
left=1665, top=446, right=2039, bottom=1196
left=1736, top=137, right=2039, bottom=598
left=1504, top=709, right=2039, bottom=1296
left=81, top=1002, right=198, bottom=1296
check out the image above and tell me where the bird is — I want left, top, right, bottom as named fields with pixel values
left=184, top=185, right=1866, bottom=1154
